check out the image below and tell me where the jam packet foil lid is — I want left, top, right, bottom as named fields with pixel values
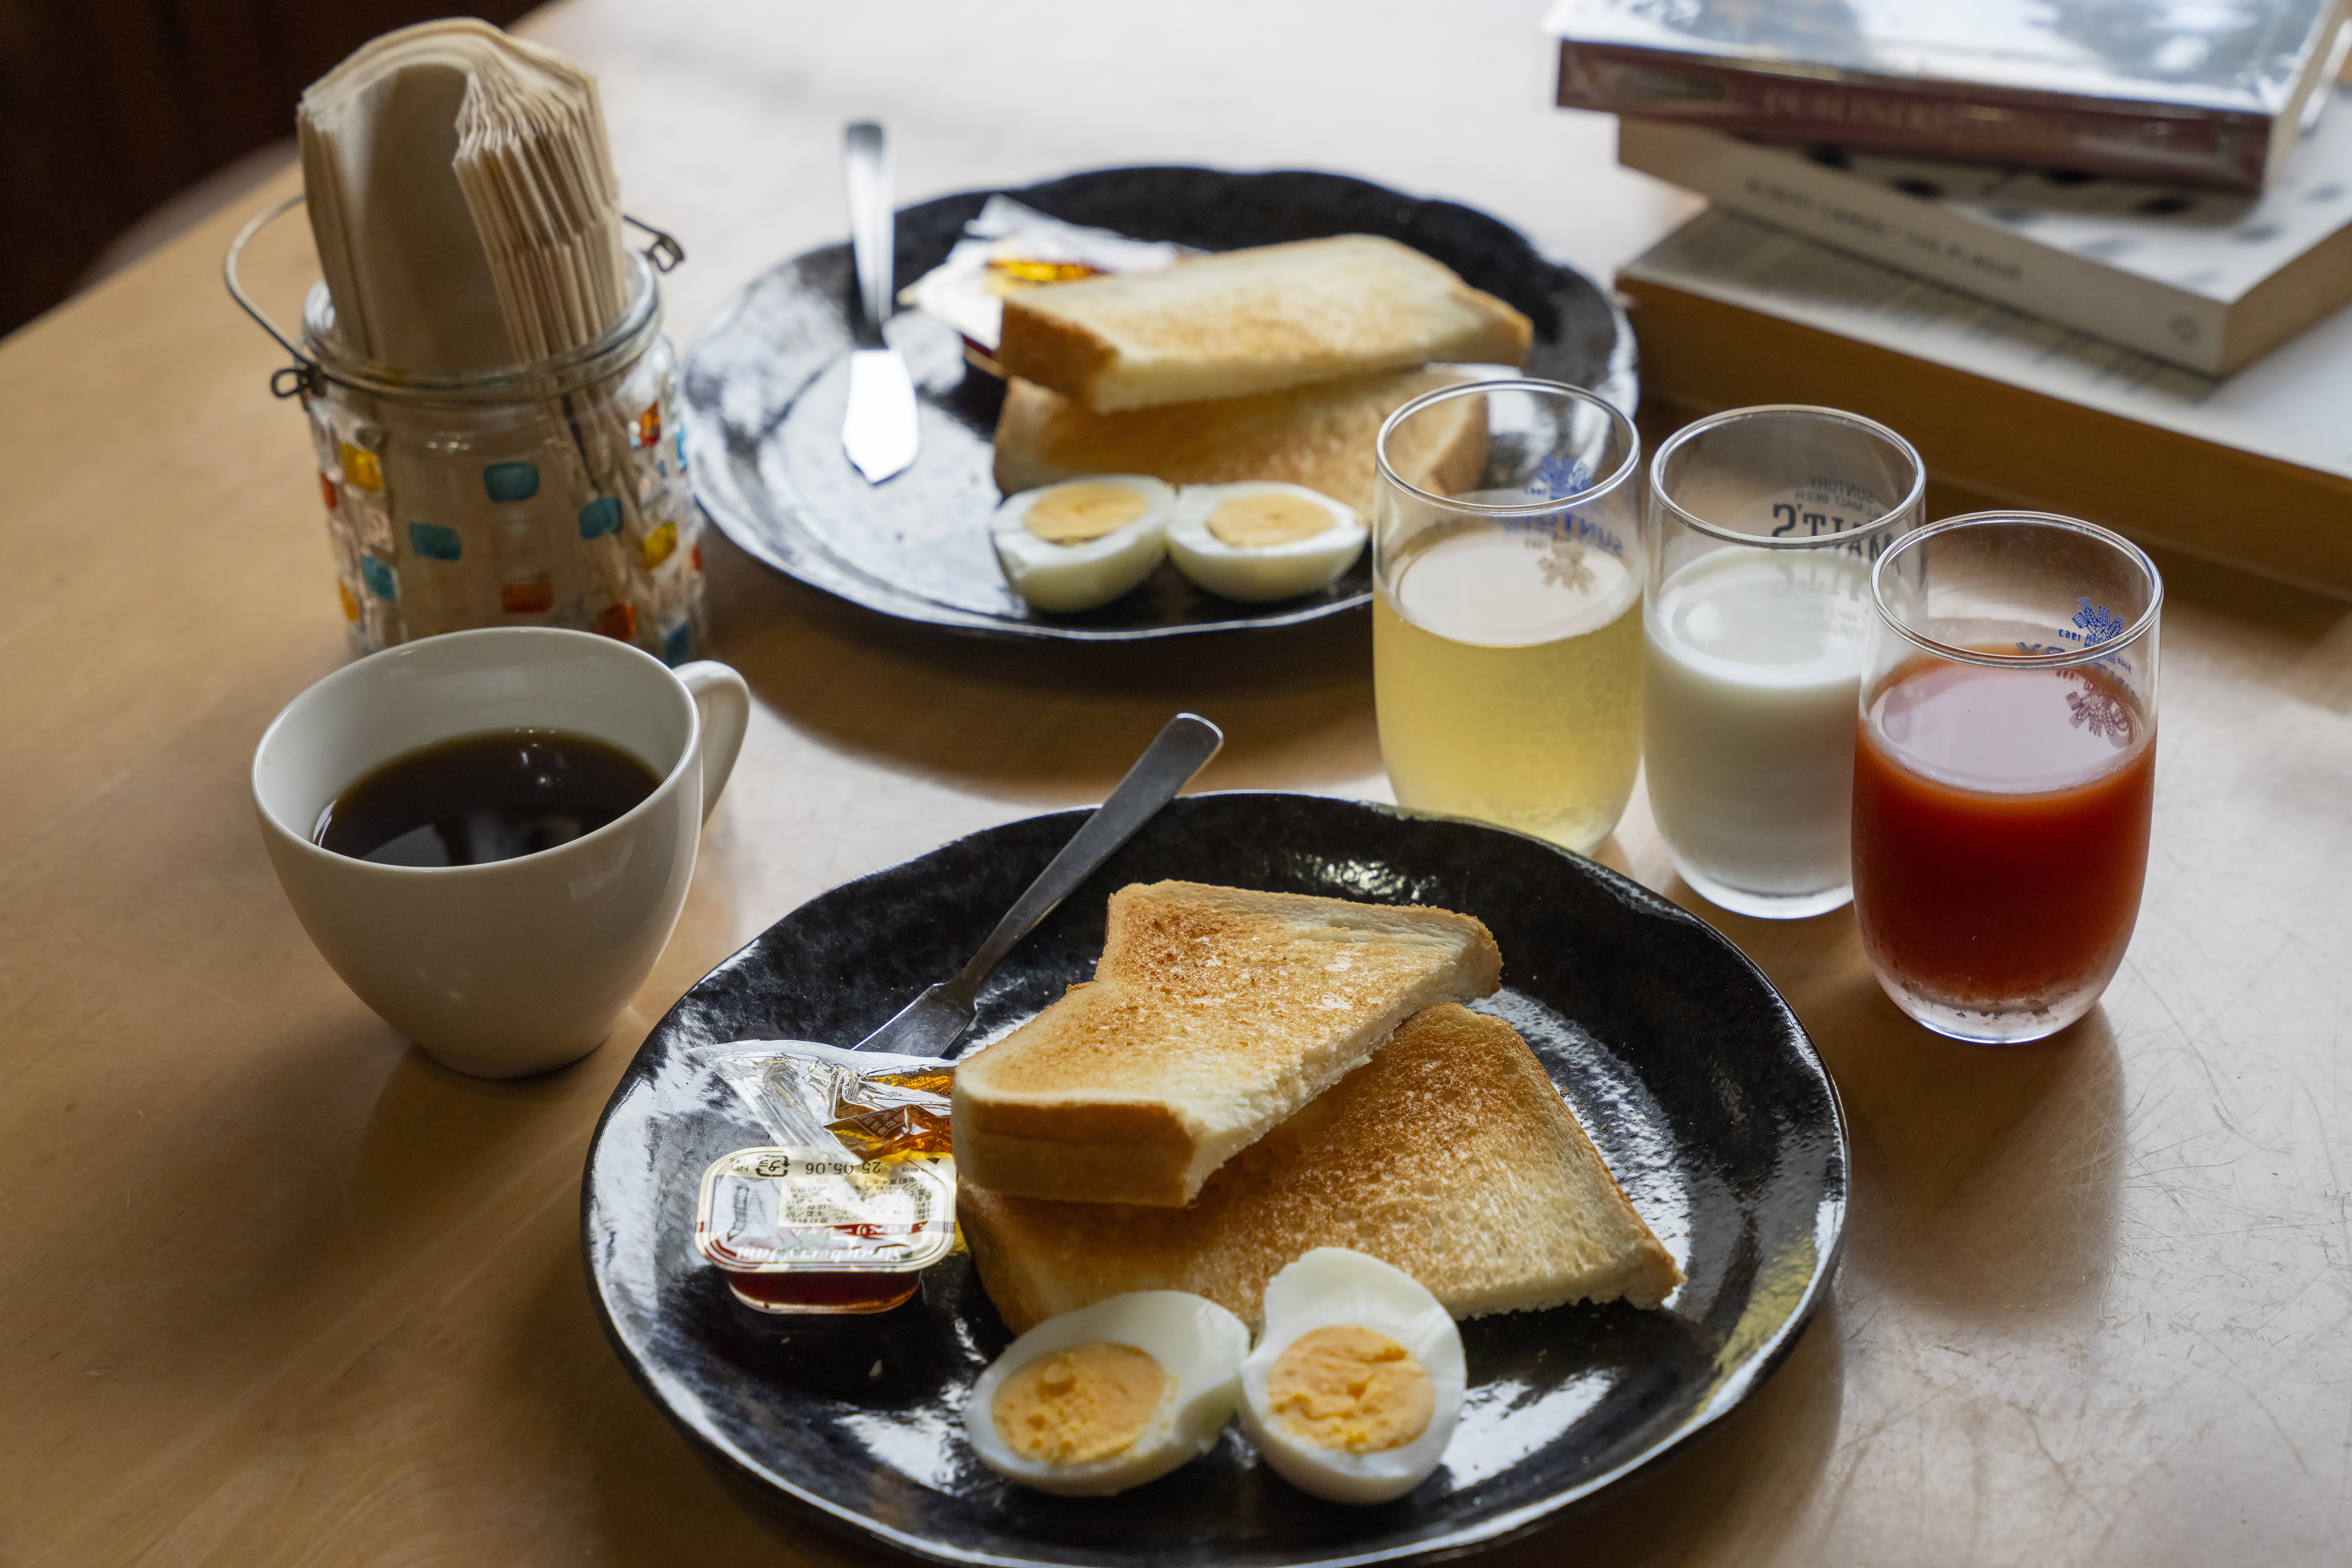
left=694, top=1146, right=957, bottom=1275
left=896, top=194, right=1193, bottom=350
left=689, top=1038, right=954, bottom=1162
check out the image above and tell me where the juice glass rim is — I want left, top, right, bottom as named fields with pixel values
left=1868, top=510, right=2164, bottom=671
left=1648, top=403, right=1925, bottom=549
left=1373, top=378, right=1640, bottom=516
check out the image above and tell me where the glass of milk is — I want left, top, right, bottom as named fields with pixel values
left=1372, top=380, right=1644, bottom=855
left=1643, top=406, right=1924, bottom=917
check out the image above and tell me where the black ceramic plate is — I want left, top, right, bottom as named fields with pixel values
left=583, top=794, right=1845, bottom=1566
left=679, top=167, right=1637, bottom=643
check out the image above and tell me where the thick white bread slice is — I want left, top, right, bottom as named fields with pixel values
left=992, top=366, right=1493, bottom=523
left=960, top=1004, right=1685, bottom=1333
left=949, top=881, right=1501, bottom=1208
left=996, top=235, right=1533, bottom=412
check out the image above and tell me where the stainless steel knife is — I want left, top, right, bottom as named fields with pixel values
left=851, top=713, right=1225, bottom=1057
left=841, top=121, right=919, bottom=484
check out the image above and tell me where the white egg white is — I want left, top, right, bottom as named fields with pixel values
left=1238, top=1249, right=1466, bottom=1505
left=990, top=475, right=1176, bottom=614
left=1165, top=481, right=1366, bottom=603
left=965, top=1289, right=1249, bottom=1496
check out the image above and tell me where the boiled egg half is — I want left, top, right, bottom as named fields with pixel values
left=1238, top=1248, right=1465, bottom=1504
left=966, top=1289, right=1249, bottom=1496
left=1166, top=481, right=1366, bottom=602
left=991, top=475, right=1175, bottom=613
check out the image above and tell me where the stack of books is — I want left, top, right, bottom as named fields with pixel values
left=1548, top=0, right=2352, bottom=596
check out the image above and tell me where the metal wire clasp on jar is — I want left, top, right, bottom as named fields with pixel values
left=227, top=199, right=705, bottom=664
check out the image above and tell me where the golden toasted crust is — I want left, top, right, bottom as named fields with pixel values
left=959, top=1004, right=1685, bottom=1332
left=949, top=881, right=1501, bottom=1206
left=996, top=235, right=1533, bottom=413
left=993, top=309, right=1115, bottom=405
left=991, top=368, right=1491, bottom=522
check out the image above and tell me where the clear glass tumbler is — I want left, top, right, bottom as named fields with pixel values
left=1643, top=405, right=1924, bottom=917
left=1852, top=512, right=2162, bottom=1044
left=1372, top=380, right=1644, bottom=854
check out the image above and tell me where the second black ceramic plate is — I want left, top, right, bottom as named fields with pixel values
left=583, top=794, right=1845, bottom=1566
left=680, top=167, right=1637, bottom=643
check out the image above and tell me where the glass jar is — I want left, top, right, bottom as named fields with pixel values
left=233, top=203, right=704, bottom=665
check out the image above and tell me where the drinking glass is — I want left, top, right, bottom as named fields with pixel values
left=1372, top=380, right=1643, bottom=854
left=1853, top=512, right=2162, bottom=1044
left=1643, top=405, right=1924, bottom=917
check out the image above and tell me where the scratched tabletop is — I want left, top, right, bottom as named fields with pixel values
left=1, top=3, right=2346, bottom=1564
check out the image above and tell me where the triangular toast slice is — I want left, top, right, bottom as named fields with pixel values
left=995, top=234, right=1532, bottom=412
left=960, top=1003, right=1684, bottom=1332
left=991, top=365, right=1494, bottom=523
left=949, top=881, right=1501, bottom=1207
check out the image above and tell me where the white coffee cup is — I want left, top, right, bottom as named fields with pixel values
left=252, top=627, right=751, bottom=1078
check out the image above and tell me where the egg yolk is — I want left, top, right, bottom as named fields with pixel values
left=991, top=1341, right=1168, bottom=1464
left=1025, top=484, right=1151, bottom=543
left=1264, top=1326, right=1434, bottom=1453
left=1207, top=493, right=1334, bottom=549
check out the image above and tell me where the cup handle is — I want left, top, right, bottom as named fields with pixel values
left=673, top=661, right=751, bottom=825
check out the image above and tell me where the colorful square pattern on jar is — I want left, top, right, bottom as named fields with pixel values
left=407, top=522, right=464, bottom=562
left=501, top=575, right=556, bottom=615
left=339, top=441, right=383, bottom=493
left=640, top=522, right=678, bottom=571
left=483, top=461, right=540, bottom=502
left=578, top=495, right=623, bottom=539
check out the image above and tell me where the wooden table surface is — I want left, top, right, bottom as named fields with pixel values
left=6, top=2, right=2349, bottom=1563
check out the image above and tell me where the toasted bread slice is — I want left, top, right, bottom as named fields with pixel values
left=949, top=881, right=1501, bottom=1207
left=996, top=235, right=1532, bottom=413
left=992, top=366, right=1492, bottom=522
left=961, top=1004, right=1684, bottom=1332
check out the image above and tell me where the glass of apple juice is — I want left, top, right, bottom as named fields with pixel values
left=1372, top=380, right=1643, bottom=854
left=1853, top=512, right=2162, bottom=1044
left=1644, top=405, right=1925, bottom=917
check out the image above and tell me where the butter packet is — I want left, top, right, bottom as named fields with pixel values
left=689, top=1038, right=954, bottom=1163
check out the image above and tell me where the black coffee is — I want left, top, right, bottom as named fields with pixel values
left=313, top=729, right=660, bottom=867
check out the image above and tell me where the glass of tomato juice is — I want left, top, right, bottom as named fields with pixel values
left=1852, top=513, right=2161, bottom=1044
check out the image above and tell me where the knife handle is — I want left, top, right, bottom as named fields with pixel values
left=842, top=122, right=892, bottom=343
left=944, top=714, right=1225, bottom=1004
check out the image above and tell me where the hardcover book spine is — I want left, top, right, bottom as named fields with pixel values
left=1614, top=122, right=2231, bottom=374
left=1560, top=43, right=2270, bottom=191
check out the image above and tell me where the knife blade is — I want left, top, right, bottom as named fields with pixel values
left=841, top=121, right=919, bottom=485
left=851, top=713, right=1225, bottom=1057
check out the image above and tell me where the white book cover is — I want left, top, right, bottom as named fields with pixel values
left=1617, top=84, right=2352, bottom=375
left=1618, top=208, right=2352, bottom=482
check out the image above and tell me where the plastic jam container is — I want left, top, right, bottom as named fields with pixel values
left=693, top=1146, right=957, bottom=1315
